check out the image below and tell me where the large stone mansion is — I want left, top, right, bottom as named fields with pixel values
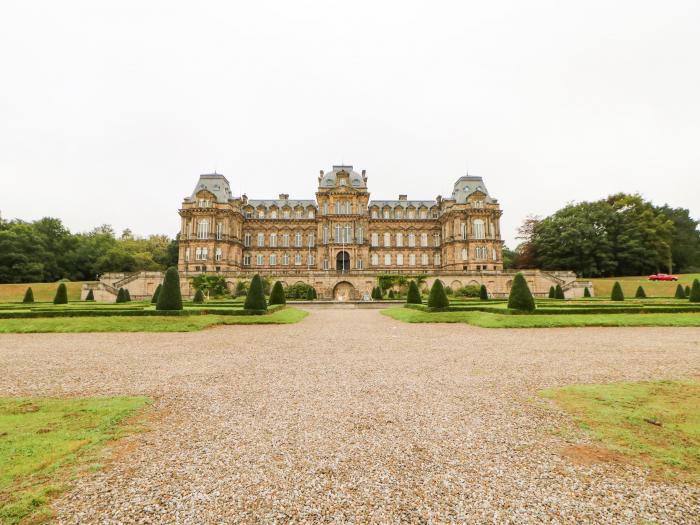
left=178, top=165, right=504, bottom=275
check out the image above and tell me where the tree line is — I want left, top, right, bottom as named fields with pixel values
left=0, top=217, right=178, bottom=283
left=507, top=193, right=700, bottom=277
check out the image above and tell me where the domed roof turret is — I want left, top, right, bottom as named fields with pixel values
left=318, top=165, right=367, bottom=189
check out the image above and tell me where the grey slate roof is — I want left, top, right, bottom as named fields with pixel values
left=247, top=199, right=317, bottom=208
left=451, top=175, right=494, bottom=203
left=369, top=200, right=437, bottom=208
left=319, top=165, right=367, bottom=189
left=186, top=173, right=233, bottom=203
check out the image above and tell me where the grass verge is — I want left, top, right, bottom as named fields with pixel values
left=0, top=396, right=150, bottom=524
left=540, top=381, right=699, bottom=482
left=0, top=282, right=92, bottom=303
left=381, top=307, right=700, bottom=327
left=0, top=307, right=308, bottom=333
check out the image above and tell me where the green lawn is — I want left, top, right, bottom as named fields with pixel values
left=0, top=282, right=93, bottom=303
left=540, top=381, right=700, bottom=482
left=382, top=307, right=700, bottom=328
left=590, top=273, right=700, bottom=298
left=0, top=307, right=308, bottom=333
left=0, top=396, right=149, bottom=524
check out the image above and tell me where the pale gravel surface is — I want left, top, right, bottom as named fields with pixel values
left=1, top=310, right=699, bottom=524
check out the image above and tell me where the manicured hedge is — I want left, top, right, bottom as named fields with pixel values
left=507, top=273, right=535, bottom=312
left=53, top=283, right=68, bottom=305
left=406, top=281, right=422, bottom=304
left=611, top=281, right=624, bottom=301
left=151, top=284, right=162, bottom=303
left=0, top=304, right=286, bottom=319
left=428, top=280, right=449, bottom=308
left=157, top=266, right=183, bottom=311
left=690, top=279, right=700, bottom=303
left=244, top=274, right=267, bottom=311
left=23, top=287, right=34, bottom=303
left=269, top=281, right=286, bottom=305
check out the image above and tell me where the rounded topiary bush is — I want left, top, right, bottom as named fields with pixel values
left=23, top=287, right=34, bottom=303
left=674, top=283, right=686, bottom=299
left=192, top=288, right=205, bottom=304
left=689, top=279, right=700, bottom=303
left=611, top=281, right=624, bottom=301
left=85, top=289, right=95, bottom=301
left=151, top=284, right=162, bottom=303
left=53, top=283, right=68, bottom=305
left=244, top=274, right=267, bottom=311
left=479, top=284, right=489, bottom=300
left=583, top=287, right=591, bottom=298
left=507, top=273, right=535, bottom=312
left=548, top=286, right=555, bottom=299
left=555, top=284, right=565, bottom=300
left=157, top=266, right=184, bottom=311
left=269, top=281, right=286, bottom=305
left=635, top=285, right=647, bottom=299
left=406, top=280, right=421, bottom=304
left=427, top=280, right=449, bottom=309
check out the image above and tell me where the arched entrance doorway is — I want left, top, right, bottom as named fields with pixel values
left=333, top=281, right=355, bottom=301
left=336, top=251, right=350, bottom=273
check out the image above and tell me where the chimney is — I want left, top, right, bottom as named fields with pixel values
left=279, top=193, right=289, bottom=200
left=361, top=169, right=366, bottom=176
left=398, top=194, right=407, bottom=201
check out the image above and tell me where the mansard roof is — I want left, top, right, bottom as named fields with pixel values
left=451, top=174, right=494, bottom=204
left=247, top=199, right=317, bottom=209
left=369, top=200, right=437, bottom=208
left=319, top=165, right=367, bottom=189
left=186, top=173, right=233, bottom=203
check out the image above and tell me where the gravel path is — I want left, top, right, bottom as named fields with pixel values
left=1, top=309, right=699, bottom=524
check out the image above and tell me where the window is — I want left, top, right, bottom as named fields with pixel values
left=258, top=210, right=265, bottom=219
left=408, top=233, right=416, bottom=247
left=384, top=254, right=391, bottom=265
left=308, top=232, right=315, bottom=247
left=493, top=248, right=497, bottom=261
left=421, top=253, right=428, bottom=265
left=270, top=233, right=277, bottom=247
left=460, top=222, right=467, bottom=240
left=383, top=209, right=390, bottom=219
left=197, top=219, right=209, bottom=239
left=256, top=254, right=264, bottom=265
left=216, top=223, right=223, bottom=240
left=215, top=247, right=222, bottom=261
left=397, top=254, right=404, bottom=266
left=295, top=209, right=302, bottom=219
left=395, top=209, right=403, bottom=219
left=432, top=209, right=439, bottom=218
left=420, top=233, right=428, bottom=247
left=371, top=233, right=379, bottom=247
left=434, top=254, right=441, bottom=266
left=356, top=258, right=363, bottom=270
left=323, top=257, right=329, bottom=270
left=283, top=253, right=290, bottom=265
left=473, top=200, right=484, bottom=208
left=245, top=210, right=252, bottom=219
left=420, top=209, right=427, bottom=219
left=408, top=209, right=415, bottom=219
left=283, top=209, right=290, bottom=219
left=270, top=254, right=277, bottom=265
left=383, top=232, right=391, bottom=247
left=195, top=247, right=208, bottom=260
left=308, top=209, right=315, bottom=219
left=461, top=248, right=468, bottom=261
left=356, top=227, right=363, bottom=244
left=308, top=253, right=315, bottom=266
left=243, top=254, right=251, bottom=266
left=434, top=233, right=441, bottom=247
left=257, top=233, right=264, bottom=247
left=396, top=232, right=403, bottom=247
left=295, top=253, right=302, bottom=266
left=270, top=210, right=277, bottom=219
left=295, top=231, right=302, bottom=247
left=334, top=201, right=350, bottom=214
left=371, top=253, right=379, bottom=266
left=322, top=202, right=328, bottom=215
left=473, top=220, right=485, bottom=240
left=185, top=248, right=190, bottom=261
left=323, top=225, right=329, bottom=244
left=409, top=253, right=416, bottom=266
left=371, top=209, right=378, bottom=219
left=475, top=246, right=488, bottom=260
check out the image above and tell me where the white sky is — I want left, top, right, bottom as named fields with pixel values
left=1, top=1, right=698, bottom=247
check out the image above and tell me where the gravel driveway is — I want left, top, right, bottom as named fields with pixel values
left=1, top=309, right=698, bottom=524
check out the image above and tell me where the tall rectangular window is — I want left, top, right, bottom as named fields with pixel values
left=396, top=254, right=404, bottom=266
left=270, top=233, right=277, bottom=247
left=356, top=227, right=363, bottom=244
left=282, top=233, right=289, bottom=247
left=408, top=233, right=416, bottom=247
left=356, top=258, right=363, bottom=270
left=308, top=232, right=315, bottom=247
left=283, top=253, right=289, bottom=265
left=269, top=254, right=277, bottom=265
left=371, top=253, right=379, bottom=266
left=216, top=222, right=223, bottom=240
left=197, top=219, right=209, bottom=239
left=409, top=253, right=416, bottom=266
left=434, top=233, right=441, bottom=247
left=323, top=225, right=329, bottom=244
left=371, top=233, right=379, bottom=247
left=295, top=253, right=302, bottom=265
left=244, top=233, right=251, bottom=247
left=473, top=220, right=485, bottom=240
left=295, top=231, right=302, bottom=247
left=257, top=233, right=264, bottom=247
left=243, top=254, right=251, bottom=266
left=323, top=257, right=329, bottom=270
left=384, top=253, right=391, bottom=265
left=383, top=232, right=391, bottom=247
left=256, top=254, right=264, bottom=265
left=421, top=253, right=428, bottom=265
left=420, top=233, right=428, bottom=247
left=215, top=247, right=222, bottom=261
left=434, top=254, right=441, bottom=266
left=396, top=232, right=403, bottom=247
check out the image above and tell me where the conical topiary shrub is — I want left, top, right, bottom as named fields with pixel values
left=305, top=286, right=315, bottom=300
left=124, top=288, right=131, bottom=302
left=406, top=280, right=422, bottom=304
left=635, top=285, right=646, bottom=299
left=269, top=281, right=286, bottom=305
left=689, top=279, right=700, bottom=303
left=53, top=283, right=68, bottom=305
left=85, top=289, right=95, bottom=301
left=371, top=286, right=382, bottom=300
left=192, top=288, right=205, bottom=304
left=151, top=284, right=162, bottom=303
left=507, top=273, right=535, bottom=312
left=427, top=280, right=449, bottom=309
left=479, top=284, right=489, bottom=300
left=555, top=284, right=565, bottom=300
left=116, top=288, right=126, bottom=303
left=23, top=287, right=34, bottom=303
left=685, top=285, right=691, bottom=297
left=244, top=274, right=267, bottom=311
left=611, top=281, right=624, bottom=301
left=583, top=287, right=591, bottom=298
left=156, top=266, right=183, bottom=311
left=548, top=286, right=555, bottom=299
left=674, top=283, right=686, bottom=299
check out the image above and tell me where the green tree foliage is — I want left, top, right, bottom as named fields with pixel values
left=444, top=286, right=453, bottom=296
left=674, top=284, right=685, bottom=299
left=555, top=284, right=565, bottom=300
left=284, top=282, right=313, bottom=300
left=427, top=280, right=449, bottom=308
left=689, top=279, right=700, bottom=303
left=156, top=267, right=183, bottom=311
left=507, top=273, right=535, bottom=312
left=455, top=285, right=481, bottom=297
left=53, top=283, right=68, bottom=304
left=151, top=284, right=162, bottom=303
left=479, top=284, right=489, bottom=300
left=635, top=285, right=647, bottom=298
left=583, top=287, right=591, bottom=298
left=548, top=286, right=555, bottom=299
left=611, top=281, right=625, bottom=301
left=244, top=274, right=267, bottom=311
left=192, top=288, right=205, bottom=304
left=22, top=287, right=34, bottom=303
left=234, top=280, right=248, bottom=297
left=524, top=194, right=699, bottom=277
left=305, top=286, right=315, bottom=300
left=116, top=288, right=127, bottom=303
left=371, top=286, right=383, bottom=300
left=191, top=274, right=228, bottom=297
left=406, top=280, right=421, bottom=304
left=269, top=281, right=286, bottom=305
left=85, top=289, right=95, bottom=301
left=388, top=289, right=396, bottom=299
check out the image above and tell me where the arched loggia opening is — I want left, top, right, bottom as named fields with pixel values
left=336, top=251, right=350, bottom=273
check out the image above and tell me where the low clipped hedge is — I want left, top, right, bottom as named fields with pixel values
left=403, top=303, right=700, bottom=316
left=0, top=304, right=286, bottom=319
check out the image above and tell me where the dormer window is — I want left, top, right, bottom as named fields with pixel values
left=257, top=210, right=265, bottom=219
left=371, top=210, right=378, bottom=219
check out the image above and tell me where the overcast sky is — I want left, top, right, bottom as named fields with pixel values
left=1, top=1, right=698, bottom=247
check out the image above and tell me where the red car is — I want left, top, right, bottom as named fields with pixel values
left=648, top=273, right=678, bottom=281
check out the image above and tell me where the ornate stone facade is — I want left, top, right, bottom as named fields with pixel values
left=178, top=165, right=504, bottom=276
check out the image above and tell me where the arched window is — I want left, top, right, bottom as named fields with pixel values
left=473, top=219, right=485, bottom=239
left=383, top=232, right=391, bottom=247
left=197, top=219, right=209, bottom=239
